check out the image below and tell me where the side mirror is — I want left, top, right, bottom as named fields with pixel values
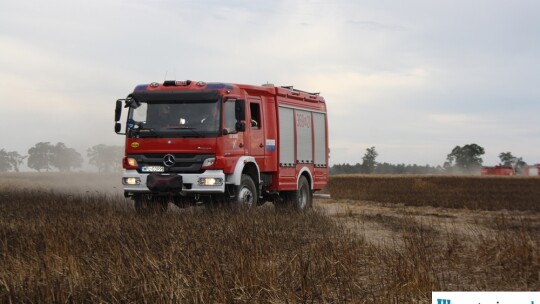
left=235, top=122, right=245, bottom=132
left=114, top=100, right=122, bottom=122
left=114, top=122, right=122, bottom=133
left=235, top=99, right=246, bottom=121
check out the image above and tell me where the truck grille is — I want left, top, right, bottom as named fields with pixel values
left=128, top=154, right=215, bottom=174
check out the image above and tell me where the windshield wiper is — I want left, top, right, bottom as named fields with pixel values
left=127, top=121, right=160, bottom=138
left=130, top=125, right=208, bottom=138
left=165, top=126, right=196, bottom=130
left=164, top=126, right=205, bottom=137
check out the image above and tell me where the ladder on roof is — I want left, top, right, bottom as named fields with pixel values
left=281, top=86, right=320, bottom=96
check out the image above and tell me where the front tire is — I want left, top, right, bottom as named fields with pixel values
left=234, top=174, right=258, bottom=208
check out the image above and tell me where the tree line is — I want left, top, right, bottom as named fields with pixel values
left=0, top=143, right=123, bottom=173
left=2, top=142, right=531, bottom=175
left=330, top=144, right=531, bottom=175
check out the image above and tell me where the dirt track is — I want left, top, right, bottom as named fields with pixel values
left=315, top=198, right=540, bottom=246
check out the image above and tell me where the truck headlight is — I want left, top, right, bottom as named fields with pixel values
left=127, top=158, right=138, bottom=166
left=198, top=177, right=223, bottom=186
left=123, top=177, right=141, bottom=185
left=202, top=157, right=216, bottom=168
left=123, top=157, right=139, bottom=169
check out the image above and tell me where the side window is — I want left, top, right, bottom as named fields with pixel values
left=224, top=101, right=237, bottom=133
left=250, top=103, right=261, bottom=129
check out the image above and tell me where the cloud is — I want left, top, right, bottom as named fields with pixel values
left=0, top=37, right=132, bottom=111
left=427, top=114, right=482, bottom=124
left=348, top=20, right=407, bottom=32
left=0, top=0, right=539, bottom=167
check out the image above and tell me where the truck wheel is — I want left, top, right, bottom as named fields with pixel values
left=134, top=196, right=168, bottom=214
left=288, top=176, right=312, bottom=210
left=234, top=174, right=258, bottom=208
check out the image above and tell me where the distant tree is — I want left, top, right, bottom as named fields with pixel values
left=87, top=144, right=123, bottom=173
left=27, top=142, right=54, bottom=172
left=8, top=151, right=26, bottom=172
left=374, top=162, right=442, bottom=174
left=498, top=151, right=526, bottom=166
left=50, top=142, right=83, bottom=172
left=361, top=146, right=378, bottom=173
left=498, top=151, right=527, bottom=173
left=330, top=163, right=362, bottom=175
left=499, top=152, right=516, bottom=165
left=28, top=142, right=82, bottom=172
left=0, top=149, right=26, bottom=172
left=330, top=162, right=442, bottom=175
left=0, top=149, right=12, bottom=172
left=446, top=143, right=485, bottom=172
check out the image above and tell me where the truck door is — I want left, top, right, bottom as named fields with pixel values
left=222, top=99, right=245, bottom=160
left=248, top=98, right=265, bottom=158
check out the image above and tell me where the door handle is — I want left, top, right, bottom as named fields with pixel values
left=239, top=143, right=244, bottom=148
left=259, top=143, right=264, bottom=148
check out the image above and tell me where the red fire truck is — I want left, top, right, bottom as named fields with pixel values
left=480, top=165, right=515, bottom=176
left=114, top=80, right=329, bottom=212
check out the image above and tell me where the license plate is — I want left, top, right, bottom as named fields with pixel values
left=141, top=166, right=165, bottom=172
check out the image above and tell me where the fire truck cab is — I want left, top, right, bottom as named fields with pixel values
left=114, top=80, right=329, bottom=212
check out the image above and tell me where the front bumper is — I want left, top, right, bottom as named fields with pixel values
left=122, top=169, right=226, bottom=195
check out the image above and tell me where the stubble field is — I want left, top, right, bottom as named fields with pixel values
left=1, top=173, right=539, bottom=303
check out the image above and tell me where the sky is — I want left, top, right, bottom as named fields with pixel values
left=1, top=0, right=539, bottom=168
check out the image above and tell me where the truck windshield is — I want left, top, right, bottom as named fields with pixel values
left=126, top=100, right=220, bottom=138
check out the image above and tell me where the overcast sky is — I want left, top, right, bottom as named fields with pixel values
left=1, top=0, right=539, bottom=167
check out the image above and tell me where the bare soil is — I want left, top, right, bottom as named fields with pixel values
left=315, top=198, right=540, bottom=246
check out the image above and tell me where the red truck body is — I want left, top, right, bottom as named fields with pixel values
left=481, top=165, right=540, bottom=176
left=115, top=80, right=329, bottom=211
left=480, top=165, right=515, bottom=176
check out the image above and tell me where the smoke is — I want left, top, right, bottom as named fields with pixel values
left=0, top=172, right=124, bottom=196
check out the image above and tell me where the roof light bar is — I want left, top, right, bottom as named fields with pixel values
left=163, top=80, right=192, bottom=86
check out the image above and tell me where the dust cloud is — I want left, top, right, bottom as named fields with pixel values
left=0, top=172, right=124, bottom=197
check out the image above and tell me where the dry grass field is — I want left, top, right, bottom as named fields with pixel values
left=327, top=174, right=540, bottom=211
left=1, top=173, right=539, bottom=303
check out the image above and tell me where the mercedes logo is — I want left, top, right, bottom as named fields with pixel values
left=163, top=154, right=175, bottom=167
